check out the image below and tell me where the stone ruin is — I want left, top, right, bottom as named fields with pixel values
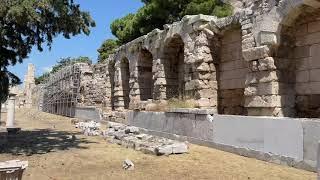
left=21, top=0, right=320, bottom=171
left=31, top=0, right=320, bottom=121
left=2, top=64, right=36, bottom=110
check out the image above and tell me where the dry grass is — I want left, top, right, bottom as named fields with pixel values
left=0, top=109, right=316, bottom=180
left=146, top=98, right=198, bottom=112
left=167, top=98, right=198, bottom=109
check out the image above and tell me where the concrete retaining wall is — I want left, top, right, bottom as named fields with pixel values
left=74, top=107, right=101, bottom=122
left=128, top=110, right=320, bottom=171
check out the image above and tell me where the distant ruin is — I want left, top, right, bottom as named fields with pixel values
left=6, top=64, right=36, bottom=109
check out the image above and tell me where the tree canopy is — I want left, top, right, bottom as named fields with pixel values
left=35, top=56, right=92, bottom=85
left=97, top=0, right=232, bottom=61
left=97, top=39, right=119, bottom=63
left=0, top=0, right=95, bottom=102
left=110, top=0, right=232, bottom=44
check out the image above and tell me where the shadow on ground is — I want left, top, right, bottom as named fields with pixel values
left=0, top=129, right=95, bottom=156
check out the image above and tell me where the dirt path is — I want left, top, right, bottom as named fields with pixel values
left=0, top=109, right=316, bottom=180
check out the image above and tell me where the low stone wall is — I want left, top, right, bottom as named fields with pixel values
left=74, top=107, right=102, bottom=122
left=128, top=110, right=320, bottom=172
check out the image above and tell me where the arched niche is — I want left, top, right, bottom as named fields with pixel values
left=120, top=57, right=130, bottom=109
left=276, top=7, right=320, bottom=117
left=138, top=49, right=153, bottom=101
left=163, top=34, right=185, bottom=99
left=218, top=28, right=247, bottom=115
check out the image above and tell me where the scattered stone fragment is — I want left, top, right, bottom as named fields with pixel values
left=103, top=122, right=189, bottom=156
left=108, top=122, right=126, bottom=131
left=122, top=159, right=134, bottom=170
left=124, top=126, right=140, bottom=134
left=155, top=142, right=188, bottom=155
left=75, top=121, right=101, bottom=136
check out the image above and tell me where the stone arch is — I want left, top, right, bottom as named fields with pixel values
left=256, top=0, right=320, bottom=47
left=137, top=49, right=153, bottom=101
left=275, top=7, right=320, bottom=117
left=217, top=26, right=247, bottom=115
left=120, top=57, right=130, bottom=109
left=163, top=34, right=185, bottom=99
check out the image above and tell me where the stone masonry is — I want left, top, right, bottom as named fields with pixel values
left=24, top=64, right=35, bottom=108
left=36, top=0, right=320, bottom=119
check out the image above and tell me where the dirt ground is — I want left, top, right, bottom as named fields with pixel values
left=0, top=109, right=316, bottom=180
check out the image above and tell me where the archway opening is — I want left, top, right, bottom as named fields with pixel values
left=277, top=8, right=320, bottom=117
left=138, top=49, right=153, bottom=101
left=120, top=58, right=130, bottom=109
left=218, top=28, right=247, bottom=115
left=163, top=35, right=185, bottom=99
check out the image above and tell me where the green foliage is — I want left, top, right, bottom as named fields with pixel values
left=0, top=70, right=21, bottom=103
left=111, top=14, right=140, bottom=44
left=167, top=98, right=198, bottom=109
left=35, top=56, right=92, bottom=85
left=110, top=0, right=232, bottom=44
left=34, top=72, right=49, bottom=85
left=182, top=0, right=232, bottom=17
left=51, top=56, right=92, bottom=74
left=97, top=39, right=119, bottom=63
left=0, top=0, right=95, bottom=101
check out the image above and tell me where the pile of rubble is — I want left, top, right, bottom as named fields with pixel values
left=75, top=121, right=101, bottom=136
left=102, top=122, right=188, bottom=156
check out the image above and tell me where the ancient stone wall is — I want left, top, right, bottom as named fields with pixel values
left=106, top=15, right=231, bottom=113
left=277, top=10, right=320, bottom=118
left=38, top=0, right=320, bottom=119
left=23, top=64, right=35, bottom=108
left=79, top=63, right=108, bottom=107
left=218, top=28, right=247, bottom=115
left=241, top=0, right=320, bottom=117
left=92, top=0, right=320, bottom=118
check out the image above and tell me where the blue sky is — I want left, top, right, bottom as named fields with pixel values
left=9, top=0, right=143, bottom=81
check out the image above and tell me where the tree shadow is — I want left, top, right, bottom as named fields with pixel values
left=0, top=129, right=96, bottom=156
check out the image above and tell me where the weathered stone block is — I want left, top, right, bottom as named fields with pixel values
left=296, top=70, right=310, bottom=83
left=258, top=57, right=276, bottom=71
left=310, top=69, right=320, bottom=82
left=243, top=46, right=270, bottom=61
left=260, top=32, right=278, bottom=45
left=244, top=95, right=282, bottom=108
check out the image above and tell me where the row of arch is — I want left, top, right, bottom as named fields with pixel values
left=117, top=35, right=186, bottom=109
left=110, top=29, right=247, bottom=115
left=107, top=2, right=320, bottom=118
